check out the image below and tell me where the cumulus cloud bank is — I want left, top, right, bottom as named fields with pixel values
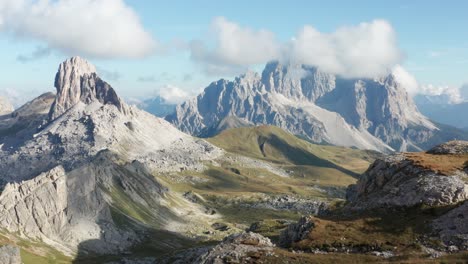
left=418, top=84, right=464, bottom=103
left=0, top=0, right=156, bottom=59
left=289, top=20, right=402, bottom=78
left=191, top=17, right=403, bottom=78
left=392, top=65, right=465, bottom=103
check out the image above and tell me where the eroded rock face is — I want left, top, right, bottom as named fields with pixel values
left=0, top=245, right=21, bottom=264
left=279, top=216, right=315, bottom=248
left=0, top=151, right=168, bottom=255
left=49, top=56, right=125, bottom=120
left=0, top=96, right=14, bottom=115
left=346, top=153, right=468, bottom=209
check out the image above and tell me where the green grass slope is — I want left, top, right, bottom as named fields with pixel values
left=208, top=125, right=379, bottom=174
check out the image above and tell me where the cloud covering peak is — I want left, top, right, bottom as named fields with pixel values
left=191, top=17, right=403, bottom=78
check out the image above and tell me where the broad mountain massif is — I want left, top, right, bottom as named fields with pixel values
left=167, top=62, right=468, bottom=152
left=0, top=57, right=467, bottom=263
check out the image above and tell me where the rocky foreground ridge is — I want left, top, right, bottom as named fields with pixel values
left=276, top=141, right=468, bottom=258
left=346, top=140, right=468, bottom=209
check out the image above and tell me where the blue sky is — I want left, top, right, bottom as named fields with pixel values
left=0, top=0, right=467, bottom=105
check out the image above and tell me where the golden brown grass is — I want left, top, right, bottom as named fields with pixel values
left=404, top=152, right=468, bottom=175
left=293, top=216, right=421, bottom=252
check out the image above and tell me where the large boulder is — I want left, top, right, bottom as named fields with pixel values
left=167, top=232, right=275, bottom=264
left=427, top=140, right=468, bottom=155
left=346, top=152, right=468, bottom=209
left=279, top=216, right=315, bottom=248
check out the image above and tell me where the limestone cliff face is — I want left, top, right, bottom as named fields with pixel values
left=0, top=153, right=168, bottom=255
left=49, top=56, right=125, bottom=120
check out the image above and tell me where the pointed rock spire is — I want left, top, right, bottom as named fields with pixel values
left=49, top=56, right=125, bottom=120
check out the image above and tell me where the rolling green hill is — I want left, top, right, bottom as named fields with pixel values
left=207, top=125, right=380, bottom=175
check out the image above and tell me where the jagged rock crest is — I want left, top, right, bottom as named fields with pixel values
left=49, top=56, right=125, bottom=120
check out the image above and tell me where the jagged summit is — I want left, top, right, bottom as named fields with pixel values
left=49, top=56, right=125, bottom=120
left=168, top=61, right=466, bottom=152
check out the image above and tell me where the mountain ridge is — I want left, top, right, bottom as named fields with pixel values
left=167, top=61, right=466, bottom=152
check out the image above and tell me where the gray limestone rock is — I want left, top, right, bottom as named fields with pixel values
left=427, top=140, right=468, bottom=155
left=279, top=216, right=315, bottom=248
left=346, top=153, right=468, bottom=209
left=49, top=56, right=125, bottom=120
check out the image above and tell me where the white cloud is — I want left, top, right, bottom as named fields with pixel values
left=418, top=84, right=463, bottom=103
left=391, top=66, right=464, bottom=103
left=159, top=85, right=192, bottom=104
left=191, top=17, right=403, bottom=78
left=392, top=65, right=419, bottom=95
left=0, top=0, right=156, bottom=59
left=191, top=17, right=280, bottom=75
left=289, top=20, right=403, bottom=78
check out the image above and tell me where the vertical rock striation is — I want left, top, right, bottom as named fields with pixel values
left=49, top=56, right=125, bottom=120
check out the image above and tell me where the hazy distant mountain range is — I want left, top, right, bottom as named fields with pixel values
left=414, top=94, right=468, bottom=131
left=129, top=96, right=177, bottom=117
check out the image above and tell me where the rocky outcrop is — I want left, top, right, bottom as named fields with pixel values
left=279, top=216, right=315, bottom=248
left=49, top=56, right=125, bottom=120
left=167, top=61, right=465, bottom=152
left=0, top=245, right=21, bottom=264
left=0, top=97, right=14, bottom=116
left=427, top=140, right=468, bottom=155
left=169, top=232, right=275, bottom=264
left=346, top=153, right=468, bottom=209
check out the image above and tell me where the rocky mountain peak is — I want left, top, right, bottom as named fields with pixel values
left=49, top=56, right=125, bottom=120
left=0, top=96, right=14, bottom=115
